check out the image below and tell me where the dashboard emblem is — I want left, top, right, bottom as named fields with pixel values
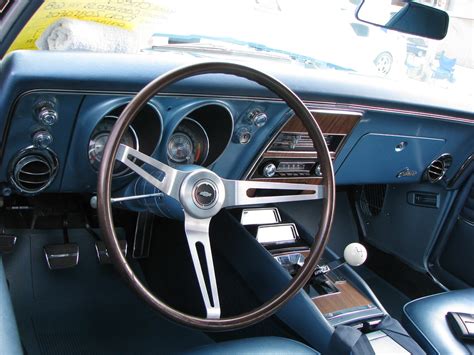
left=396, top=167, right=418, bottom=178
left=193, top=180, right=218, bottom=209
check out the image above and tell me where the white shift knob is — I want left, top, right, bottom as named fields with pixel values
left=343, top=243, right=367, bottom=267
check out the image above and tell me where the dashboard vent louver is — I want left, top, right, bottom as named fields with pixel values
left=425, top=154, right=452, bottom=183
left=9, top=147, right=59, bottom=194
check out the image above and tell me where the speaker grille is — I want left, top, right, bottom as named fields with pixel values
left=360, top=184, right=387, bottom=217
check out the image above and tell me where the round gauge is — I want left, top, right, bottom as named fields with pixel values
left=167, top=118, right=209, bottom=166
left=88, top=116, right=138, bottom=175
left=167, top=132, right=194, bottom=163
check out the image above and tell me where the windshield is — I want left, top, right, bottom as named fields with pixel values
left=6, top=0, right=474, bottom=97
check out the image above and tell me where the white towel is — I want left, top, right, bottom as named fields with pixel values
left=36, top=18, right=140, bottom=54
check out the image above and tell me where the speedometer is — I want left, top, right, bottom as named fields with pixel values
left=88, top=116, right=138, bottom=175
left=167, top=118, right=209, bottom=166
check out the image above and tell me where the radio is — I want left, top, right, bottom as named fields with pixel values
left=258, top=159, right=321, bottom=178
left=270, top=133, right=344, bottom=152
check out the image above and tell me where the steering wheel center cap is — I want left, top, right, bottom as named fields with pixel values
left=193, top=180, right=218, bottom=209
left=179, top=169, right=225, bottom=219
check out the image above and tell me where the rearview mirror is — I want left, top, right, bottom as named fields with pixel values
left=356, top=0, right=449, bottom=40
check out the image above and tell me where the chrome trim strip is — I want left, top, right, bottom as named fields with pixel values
left=459, top=215, right=474, bottom=227
left=12, top=89, right=474, bottom=123
left=449, top=153, right=474, bottom=188
left=324, top=305, right=376, bottom=320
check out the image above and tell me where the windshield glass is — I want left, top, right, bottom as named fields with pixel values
left=7, top=0, right=474, bottom=97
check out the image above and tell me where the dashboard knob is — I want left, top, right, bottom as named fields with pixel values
left=35, top=99, right=58, bottom=126
left=32, top=130, right=53, bottom=149
left=263, top=163, right=277, bottom=178
left=36, top=107, right=58, bottom=126
left=248, top=110, right=268, bottom=128
left=314, top=163, right=323, bottom=177
left=234, top=127, right=252, bottom=144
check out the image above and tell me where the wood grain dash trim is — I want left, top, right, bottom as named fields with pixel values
left=281, top=111, right=361, bottom=135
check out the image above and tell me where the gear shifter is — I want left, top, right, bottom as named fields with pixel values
left=315, top=242, right=367, bottom=277
left=343, top=242, right=368, bottom=267
left=308, top=243, right=368, bottom=296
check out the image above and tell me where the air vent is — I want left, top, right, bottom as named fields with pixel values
left=425, top=154, right=452, bottom=183
left=9, top=147, right=59, bottom=194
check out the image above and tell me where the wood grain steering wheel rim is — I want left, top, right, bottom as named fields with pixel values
left=97, top=62, right=335, bottom=331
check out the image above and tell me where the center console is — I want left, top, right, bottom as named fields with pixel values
left=273, top=249, right=382, bottom=326
left=240, top=207, right=385, bottom=327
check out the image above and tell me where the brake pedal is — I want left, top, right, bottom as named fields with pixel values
left=44, top=243, right=79, bottom=270
left=95, top=240, right=127, bottom=264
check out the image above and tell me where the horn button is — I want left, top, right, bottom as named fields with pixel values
left=179, top=170, right=225, bottom=219
left=193, top=180, right=218, bottom=209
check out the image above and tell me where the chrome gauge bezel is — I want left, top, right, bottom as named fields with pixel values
left=167, top=132, right=194, bottom=164
left=88, top=115, right=139, bottom=177
left=167, top=118, right=210, bottom=167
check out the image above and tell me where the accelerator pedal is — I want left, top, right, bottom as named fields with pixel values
left=95, top=240, right=127, bottom=264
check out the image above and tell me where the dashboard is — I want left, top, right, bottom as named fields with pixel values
left=0, top=51, right=473, bottom=209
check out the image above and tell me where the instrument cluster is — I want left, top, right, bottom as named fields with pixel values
left=166, top=104, right=234, bottom=168
left=87, top=103, right=233, bottom=178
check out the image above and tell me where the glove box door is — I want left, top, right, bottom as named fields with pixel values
left=336, top=133, right=445, bottom=184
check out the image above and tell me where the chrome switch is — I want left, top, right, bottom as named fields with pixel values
left=32, top=130, right=53, bottom=149
left=263, top=163, right=277, bottom=177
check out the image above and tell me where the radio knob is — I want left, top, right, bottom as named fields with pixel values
left=248, top=110, right=268, bottom=128
left=32, top=130, right=53, bottom=149
left=314, top=163, right=323, bottom=177
left=263, top=163, right=277, bottom=178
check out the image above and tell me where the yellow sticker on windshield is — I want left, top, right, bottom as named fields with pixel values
left=6, top=0, right=173, bottom=54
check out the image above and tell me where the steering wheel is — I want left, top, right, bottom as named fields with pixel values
left=97, top=62, right=335, bottom=331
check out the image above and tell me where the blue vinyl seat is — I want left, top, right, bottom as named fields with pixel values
left=403, top=288, right=474, bottom=354
left=185, top=336, right=319, bottom=354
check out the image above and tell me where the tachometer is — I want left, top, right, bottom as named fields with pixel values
left=167, top=118, right=209, bottom=166
left=88, top=116, right=138, bottom=175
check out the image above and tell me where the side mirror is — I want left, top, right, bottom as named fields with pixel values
left=356, top=0, right=449, bottom=40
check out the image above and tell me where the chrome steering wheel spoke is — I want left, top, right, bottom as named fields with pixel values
left=221, top=179, right=324, bottom=208
left=116, top=144, right=187, bottom=200
left=184, top=214, right=221, bottom=319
